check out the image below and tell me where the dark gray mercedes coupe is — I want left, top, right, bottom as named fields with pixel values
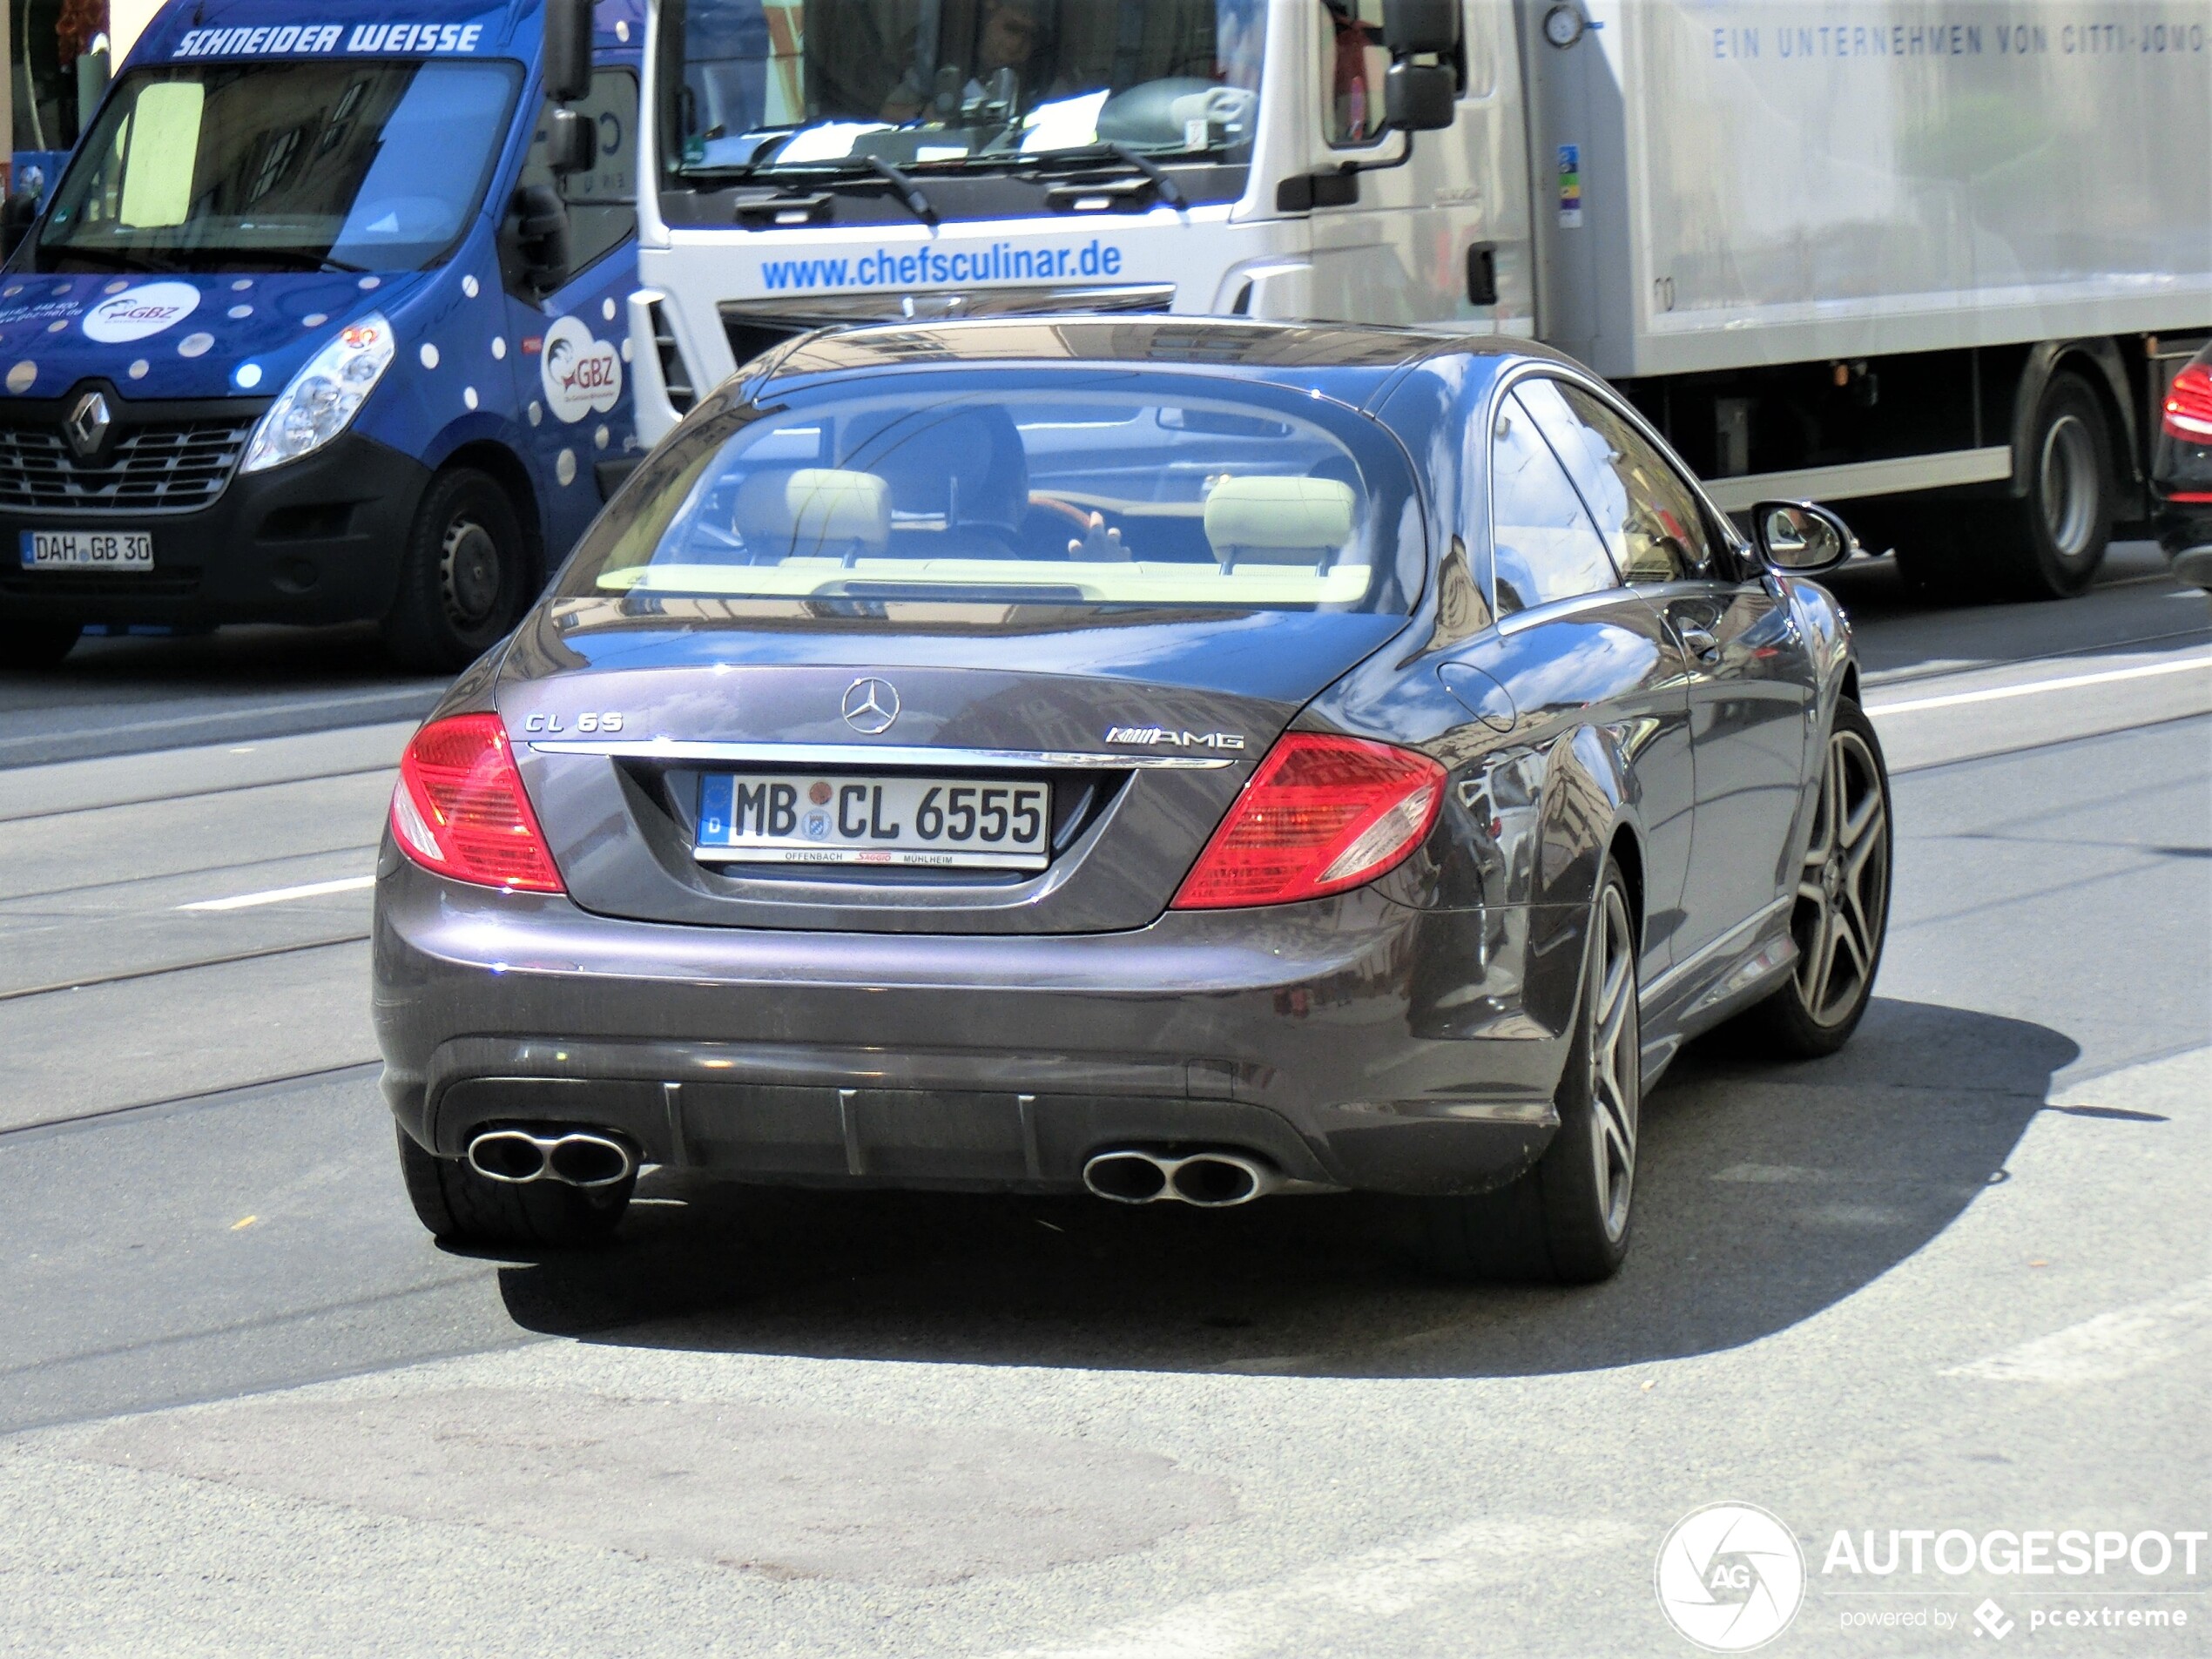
left=374, top=318, right=1891, bottom=1282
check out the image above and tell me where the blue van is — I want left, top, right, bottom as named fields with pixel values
left=0, top=0, right=643, bottom=671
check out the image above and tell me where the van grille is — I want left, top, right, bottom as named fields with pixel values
left=0, top=415, right=257, bottom=514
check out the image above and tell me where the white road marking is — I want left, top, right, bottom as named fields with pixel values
left=1868, top=654, right=2212, bottom=716
left=994, top=1518, right=1637, bottom=1659
left=179, top=875, right=375, bottom=913
left=1941, top=1279, right=2212, bottom=1386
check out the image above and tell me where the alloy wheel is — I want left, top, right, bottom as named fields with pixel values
left=1791, top=728, right=1891, bottom=1027
left=1587, top=880, right=1639, bottom=1243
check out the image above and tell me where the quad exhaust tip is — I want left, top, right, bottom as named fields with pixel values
left=1082, top=1149, right=1281, bottom=1208
left=466, top=1128, right=636, bottom=1190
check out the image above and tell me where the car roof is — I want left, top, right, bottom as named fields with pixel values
left=755, top=316, right=1550, bottom=388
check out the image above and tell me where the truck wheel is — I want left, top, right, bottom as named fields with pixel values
left=381, top=468, right=530, bottom=674
left=1993, top=372, right=2114, bottom=600
left=0, top=621, right=82, bottom=670
left=395, top=1124, right=632, bottom=1250
left=1401, top=863, right=1640, bottom=1285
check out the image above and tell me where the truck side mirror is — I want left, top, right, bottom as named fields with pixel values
left=1385, top=62, right=1455, bottom=132
left=544, top=105, right=597, bottom=176
left=1382, top=0, right=1460, bottom=54
left=502, top=182, right=570, bottom=298
left=1752, top=501, right=1857, bottom=576
left=542, top=0, right=594, bottom=105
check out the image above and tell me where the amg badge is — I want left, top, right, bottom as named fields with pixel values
left=1104, top=726, right=1245, bottom=750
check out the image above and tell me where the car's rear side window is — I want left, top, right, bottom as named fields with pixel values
left=566, top=374, right=1426, bottom=617
left=1489, top=389, right=1620, bottom=614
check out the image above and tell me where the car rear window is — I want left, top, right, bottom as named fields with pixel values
left=561, top=373, right=1424, bottom=617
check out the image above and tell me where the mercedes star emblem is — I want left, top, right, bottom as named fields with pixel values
left=841, top=677, right=900, bottom=734
left=64, top=390, right=111, bottom=460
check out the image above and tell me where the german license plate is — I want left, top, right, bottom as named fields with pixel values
left=696, top=774, right=1052, bottom=869
left=19, top=529, right=153, bottom=570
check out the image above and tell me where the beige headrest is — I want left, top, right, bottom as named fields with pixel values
left=1203, top=475, right=1356, bottom=562
left=734, top=468, right=890, bottom=556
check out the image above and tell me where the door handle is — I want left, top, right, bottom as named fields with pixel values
left=1678, top=624, right=1721, bottom=662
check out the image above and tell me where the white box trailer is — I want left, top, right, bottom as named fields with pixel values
left=621, top=0, right=2212, bottom=595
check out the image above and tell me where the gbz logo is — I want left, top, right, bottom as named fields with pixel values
left=540, top=314, right=623, bottom=423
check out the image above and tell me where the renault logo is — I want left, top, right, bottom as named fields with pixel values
left=64, top=391, right=111, bottom=460
left=841, top=677, right=900, bottom=734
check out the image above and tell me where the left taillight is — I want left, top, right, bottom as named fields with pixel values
left=2164, top=361, right=2212, bottom=442
left=1171, top=732, right=1447, bottom=910
left=389, top=713, right=564, bottom=894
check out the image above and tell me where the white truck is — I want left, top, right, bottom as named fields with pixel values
left=616, top=0, right=2212, bottom=597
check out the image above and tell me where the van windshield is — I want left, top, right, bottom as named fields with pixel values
left=33, top=60, right=522, bottom=275
left=562, top=374, right=1424, bottom=618
left=663, top=0, right=1264, bottom=179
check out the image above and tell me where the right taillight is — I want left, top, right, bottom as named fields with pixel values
left=389, top=713, right=564, bottom=894
left=1171, top=732, right=1446, bottom=910
left=2164, top=361, right=2212, bottom=442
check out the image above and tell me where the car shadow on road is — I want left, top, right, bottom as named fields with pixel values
left=492, top=997, right=2080, bottom=1379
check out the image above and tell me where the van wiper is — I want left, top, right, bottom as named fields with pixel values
left=41, top=244, right=179, bottom=274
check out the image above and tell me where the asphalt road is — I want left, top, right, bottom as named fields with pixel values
left=0, top=544, right=2206, bottom=1656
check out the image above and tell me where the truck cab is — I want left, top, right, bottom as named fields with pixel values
left=0, top=0, right=645, bottom=670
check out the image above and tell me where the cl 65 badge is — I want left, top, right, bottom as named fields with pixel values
left=522, top=711, right=624, bottom=733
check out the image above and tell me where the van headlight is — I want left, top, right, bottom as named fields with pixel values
left=241, top=314, right=396, bottom=474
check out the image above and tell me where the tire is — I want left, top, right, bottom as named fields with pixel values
left=380, top=468, right=531, bottom=674
left=395, top=1123, right=633, bottom=1250
left=0, top=621, right=82, bottom=670
left=1991, top=372, right=2114, bottom=600
left=1405, top=862, right=1641, bottom=1285
left=1740, top=698, right=1892, bottom=1058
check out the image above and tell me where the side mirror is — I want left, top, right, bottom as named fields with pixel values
left=1383, top=0, right=1460, bottom=54
left=1752, top=500, right=1857, bottom=576
left=502, top=182, right=570, bottom=298
left=1385, top=62, right=1455, bottom=132
left=0, top=188, right=40, bottom=261
left=544, top=105, right=597, bottom=176
left=2171, top=546, right=2212, bottom=593
left=541, top=0, right=595, bottom=105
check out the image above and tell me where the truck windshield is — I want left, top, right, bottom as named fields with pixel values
left=33, top=60, right=523, bottom=275
left=663, top=0, right=1264, bottom=180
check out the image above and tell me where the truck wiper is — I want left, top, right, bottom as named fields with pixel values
left=827, top=156, right=936, bottom=224
left=1019, top=142, right=1187, bottom=207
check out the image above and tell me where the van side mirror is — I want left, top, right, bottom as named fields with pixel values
left=1383, top=0, right=1460, bottom=54
left=544, top=105, right=597, bottom=175
left=542, top=0, right=594, bottom=105
left=0, top=187, right=40, bottom=261
left=502, top=182, right=570, bottom=298
left=1385, top=62, right=1455, bottom=132
left=1752, top=501, right=1857, bottom=576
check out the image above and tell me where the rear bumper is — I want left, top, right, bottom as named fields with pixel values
left=373, top=852, right=1592, bottom=1197
left=0, top=433, right=429, bottom=630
